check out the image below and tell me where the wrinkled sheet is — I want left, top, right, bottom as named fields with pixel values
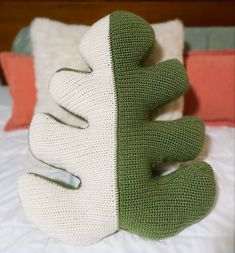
left=0, top=105, right=234, bottom=253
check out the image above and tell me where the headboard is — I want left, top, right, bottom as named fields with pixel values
left=0, top=0, right=235, bottom=52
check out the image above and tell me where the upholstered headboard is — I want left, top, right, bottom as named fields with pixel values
left=0, top=0, right=235, bottom=52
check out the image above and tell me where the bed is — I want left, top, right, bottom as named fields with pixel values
left=0, top=89, right=234, bottom=253
left=0, top=1, right=235, bottom=252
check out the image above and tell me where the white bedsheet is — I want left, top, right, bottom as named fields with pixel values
left=0, top=105, right=234, bottom=253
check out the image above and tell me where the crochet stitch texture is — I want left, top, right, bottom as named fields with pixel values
left=18, top=11, right=216, bottom=246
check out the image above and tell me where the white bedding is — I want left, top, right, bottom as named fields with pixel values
left=0, top=104, right=234, bottom=253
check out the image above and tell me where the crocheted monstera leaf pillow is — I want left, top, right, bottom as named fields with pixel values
left=18, top=11, right=216, bottom=246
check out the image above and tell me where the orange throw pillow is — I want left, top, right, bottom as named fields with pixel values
left=184, top=50, right=235, bottom=127
left=0, top=52, right=36, bottom=131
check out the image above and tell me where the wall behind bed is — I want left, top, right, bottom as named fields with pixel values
left=0, top=0, right=235, bottom=52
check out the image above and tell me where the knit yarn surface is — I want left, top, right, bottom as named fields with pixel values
left=17, top=11, right=216, bottom=246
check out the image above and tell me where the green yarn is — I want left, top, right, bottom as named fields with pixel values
left=110, top=11, right=216, bottom=239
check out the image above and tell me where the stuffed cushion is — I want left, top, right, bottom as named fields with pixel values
left=12, top=27, right=32, bottom=55
left=0, top=52, right=36, bottom=131
left=184, top=27, right=235, bottom=51
left=18, top=11, right=216, bottom=246
left=184, top=50, right=235, bottom=127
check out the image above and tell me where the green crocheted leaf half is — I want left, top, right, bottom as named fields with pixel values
left=110, top=11, right=216, bottom=239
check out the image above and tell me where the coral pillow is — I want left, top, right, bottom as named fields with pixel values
left=184, top=50, right=235, bottom=127
left=0, top=52, right=36, bottom=131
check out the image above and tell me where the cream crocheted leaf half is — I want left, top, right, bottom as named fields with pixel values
left=18, top=15, right=118, bottom=246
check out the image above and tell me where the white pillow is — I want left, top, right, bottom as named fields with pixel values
left=30, top=18, right=89, bottom=128
left=29, top=18, right=184, bottom=166
left=147, top=20, right=184, bottom=120
left=30, top=18, right=184, bottom=124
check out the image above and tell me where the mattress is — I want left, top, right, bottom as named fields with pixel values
left=0, top=104, right=234, bottom=253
